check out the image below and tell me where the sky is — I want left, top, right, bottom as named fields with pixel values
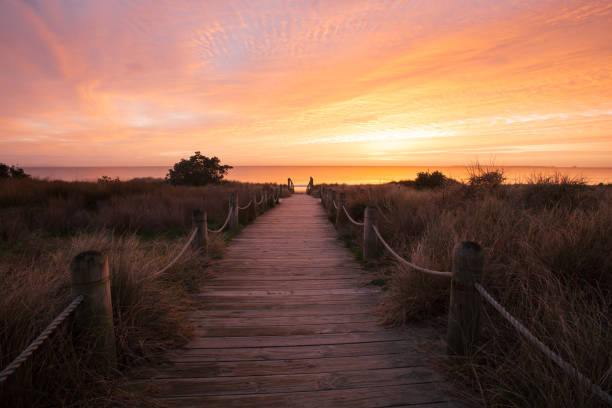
left=0, top=0, right=611, bottom=167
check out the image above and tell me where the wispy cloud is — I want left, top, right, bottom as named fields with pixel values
left=0, top=0, right=610, bottom=165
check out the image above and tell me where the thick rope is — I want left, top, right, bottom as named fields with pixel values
left=152, top=228, right=197, bottom=277
left=255, top=195, right=265, bottom=206
left=342, top=206, right=364, bottom=226
left=475, top=283, right=612, bottom=406
left=207, top=209, right=232, bottom=233
left=371, top=225, right=452, bottom=278
left=332, top=200, right=339, bottom=210
left=0, top=295, right=84, bottom=384
left=238, top=200, right=253, bottom=210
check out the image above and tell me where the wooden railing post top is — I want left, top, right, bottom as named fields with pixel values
left=452, top=241, right=483, bottom=284
left=339, top=192, right=346, bottom=202
left=364, top=206, right=378, bottom=221
left=70, top=251, right=108, bottom=286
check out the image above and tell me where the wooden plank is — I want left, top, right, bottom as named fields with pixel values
left=188, top=314, right=378, bottom=326
left=149, top=383, right=451, bottom=408
left=142, top=353, right=429, bottom=378
left=191, top=321, right=386, bottom=337
left=184, top=332, right=409, bottom=348
left=165, top=340, right=419, bottom=362
left=194, top=302, right=377, bottom=312
left=134, top=366, right=444, bottom=396
left=197, top=288, right=377, bottom=296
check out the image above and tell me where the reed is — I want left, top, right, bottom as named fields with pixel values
left=0, top=178, right=276, bottom=407
left=324, top=177, right=611, bottom=407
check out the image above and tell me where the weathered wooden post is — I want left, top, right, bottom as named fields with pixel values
left=263, top=189, right=268, bottom=211
left=447, top=242, right=483, bottom=356
left=321, top=186, right=326, bottom=206
left=248, top=191, right=257, bottom=221
left=275, top=187, right=280, bottom=204
left=229, top=192, right=239, bottom=229
left=363, top=206, right=378, bottom=262
left=280, top=184, right=284, bottom=198
left=192, top=209, right=207, bottom=254
left=70, top=251, right=117, bottom=374
left=327, top=190, right=336, bottom=221
left=268, top=188, right=275, bottom=207
left=335, top=192, right=349, bottom=232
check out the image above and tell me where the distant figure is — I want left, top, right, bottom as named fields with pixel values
left=307, top=176, right=314, bottom=194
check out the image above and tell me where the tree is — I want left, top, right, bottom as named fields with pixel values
left=0, top=163, right=30, bottom=179
left=165, top=152, right=232, bottom=186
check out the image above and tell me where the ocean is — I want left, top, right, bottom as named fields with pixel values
left=23, top=165, right=612, bottom=187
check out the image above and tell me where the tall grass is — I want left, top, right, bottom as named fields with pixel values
left=0, top=178, right=278, bottom=407
left=322, top=176, right=612, bottom=407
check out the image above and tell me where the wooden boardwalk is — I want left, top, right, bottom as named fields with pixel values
left=137, top=194, right=457, bottom=407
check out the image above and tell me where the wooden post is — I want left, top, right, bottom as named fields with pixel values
left=363, top=206, right=378, bottom=262
left=321, top=186, right=326, bottom=206
left=275, top=187, right=280, bottom=204
left=192, top=209, right=207, bottom=254
left=248, top=191, right=257, bottom=221
left=280, top=185, right=284, bottom=199
left=70, top=251, right=117, bottom=374
left=263, top=189, right=268, bottom=211
left=229, top=192, right=238, bottom=229
left=335, top=192, right=348, bottom=232
left=328, top=190, right=336, bottom=221
left=268, top=188, right=275, bottom=207
left=447, top=241, right=483, bottom=356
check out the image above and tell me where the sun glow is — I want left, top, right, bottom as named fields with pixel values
left=0, top=0, right=611, bottom=166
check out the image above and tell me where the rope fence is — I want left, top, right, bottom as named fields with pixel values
left=1, top=184, right=292, bottom=391
left=207, top=209, right=232, bottom=233
left=371, top=225, right=452, bottom=278
left=475, top=283, right=612, bottom=406
left=342, top=206, right=364, bottom=226
left=238, top=200, right=253, bottom=210
left=0, top=295, right=84, bottom=384
left=316, top=184, right=612, bottom=406
left=152, top=228, right=197, bottom=277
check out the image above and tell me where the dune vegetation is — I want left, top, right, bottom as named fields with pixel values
left=0, top=177, right=283, bottom=407
left=317, top=169, right=611, bottom=407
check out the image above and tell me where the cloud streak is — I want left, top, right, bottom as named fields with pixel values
left=0, top=0, right=611, bottom=166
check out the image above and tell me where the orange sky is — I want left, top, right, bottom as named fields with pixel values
left=1, top=0, right=611, bottom=166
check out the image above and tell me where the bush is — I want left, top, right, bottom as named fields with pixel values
left=414, top=171, right=448, bottom=189
left=0, top=163, right=30, bottom=179
left=467, top=162, right=505, bottom=187
left=165, top=152, right=232, bottom=186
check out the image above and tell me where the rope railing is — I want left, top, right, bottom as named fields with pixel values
left=475, top=283, right=612, bottom=406
left=342, top=205, right=364, bottom=226
left=207, top=209, right=232, bottom=233
left=152, top=228, right=197, bottom=277
left=1, top=185, right=290, bottom=395
left=0, top=295, right=84, bottom=384
left=319, top=186, right=611, bottom=406
left=238, top=200, right=253, bottom=210
left=371, top=225, right=452, bottom=278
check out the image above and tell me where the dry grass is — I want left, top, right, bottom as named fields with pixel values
left=0, top=178, right=280, bottom=407
left=321, top=177, right=612, bottom=407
